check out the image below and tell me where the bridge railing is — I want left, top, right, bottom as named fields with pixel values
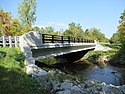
left=42, top=34, right=94, bottom=44
left=0, top=33, right=95, bottom=47
left=0, top=36, right=19, bottom=47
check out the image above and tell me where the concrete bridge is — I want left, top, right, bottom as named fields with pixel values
left=19, top=31, right=96, bottom=64
left=19, top=31, right=97, bottom=75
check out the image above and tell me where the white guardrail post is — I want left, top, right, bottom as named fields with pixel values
left=2, top=36, right=6, bottom=47
left=14, top=36, right=18, bottom=47
left=9, top=36, right=12, bottom=47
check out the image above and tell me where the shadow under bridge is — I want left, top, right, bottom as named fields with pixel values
left=31, top=43, right=95, bottom=63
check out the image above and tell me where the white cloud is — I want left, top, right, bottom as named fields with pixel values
left=47, top=21, right=68, bottom=27
left=33, top=25, right=46, bottom=28
left=35, top=21, right=68, bottom=31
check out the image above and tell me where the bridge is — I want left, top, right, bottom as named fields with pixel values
left=19, top=31, right=96, bottom=65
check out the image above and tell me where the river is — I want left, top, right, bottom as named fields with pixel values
left=36, top=61, right=125, bottom=86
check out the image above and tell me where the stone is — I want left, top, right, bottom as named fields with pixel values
left=19, top=31, right=43, bottom=47
left=24, top=58, right=35, bottom=65
left=56, top=91, right=64, bottom=94
left=120, top=85, right=125, bottom=93
left=25, top=64, right=47, bottom=76
left=70, top=85, right=84, bottom=94
left=102, top=85, right=122, bottom=94
left=94, top=42, right=111, bottom=51
left=63, top=90, right=71, bottom=94
left=78, top=84, right=86, bottom=90
left=60, top=81, right=73, bottom=90
left=34, top=74, right=53, bottom=91
left=35, top=68, right=48, bottom=76
left=51, top=80, right=61, bottom=91
left=19, top=31, right=43, bottom=67
left=25, top=64, right=38, bottom=75
left=56, top=90, right=71, bottom=94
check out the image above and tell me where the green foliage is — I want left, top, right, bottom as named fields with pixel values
left=110, top=32, right=121, bottom=44
left=38, top=57, right=57, bottom=65
left=0, top=47, right=50, bottom=94
left=0, top=8, right=12, bottom=36
left=48, top=69, right=80, bottom=83
left=84, top=28, right=109, bottom=42
left=84, top=50, right=117, bottom=61
left=0, top=8, right=28, bottom=36
left=33, top=26, right=61, bottom=36
left=18, top=0, right=36, bottom=27
left=33, top=26, right=41, bottom=31
left=63, top=22, right=84, bottom=38
left=112, top=10, right=125, bottom=65
left=118, top=10, right=125, bottom=45
left=102, top=43, right=122, bottom=49
left=0, top=51, right=6, bottom=59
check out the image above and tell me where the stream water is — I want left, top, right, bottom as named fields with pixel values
left=36, top=61, right=125, bottom=86
left=51, top=62, right=125, bottom=86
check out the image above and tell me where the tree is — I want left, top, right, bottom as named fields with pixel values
left=33, top=26, right=41, bottom=31
left=117, top=10, right=125, bottom=44
left=18, top=0, right=36, bottom=28
left=110, top=32, right=121, bottom=44
left=10, top=18, right=21, bottom=36
left=84, top=28, right=108, bottom=42
left=63, top=22, right=84, bottom=38
left=44, top=26, right=55, bottom=34
left=0, top=9, right=12, bottom=36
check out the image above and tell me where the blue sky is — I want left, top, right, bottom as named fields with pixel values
left=0, top=0, right=125, bottom=38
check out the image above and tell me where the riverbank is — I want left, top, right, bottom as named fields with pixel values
left=1, top=47, right=125, bottom=94
left=82, top=50, right=117, bottom=65
left=83, top=43, right=125, bottom=67
left=0, top=48, right=51, bottom=94
left=32, top=65, right=125, bottom=94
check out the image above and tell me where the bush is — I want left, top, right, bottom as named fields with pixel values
left=0, top=47, right=50, bottom=94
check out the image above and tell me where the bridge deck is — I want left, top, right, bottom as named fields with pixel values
left=19, top=31, right=96, bottom=62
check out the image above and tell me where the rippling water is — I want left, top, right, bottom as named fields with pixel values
left=53, top=62, right=125, bottom=85
left=36, top=60, right=125, bottom=86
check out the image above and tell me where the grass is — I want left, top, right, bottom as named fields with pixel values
left=0, top=47, right=51, bottom=94
left=84, top=50, right=118, bottom=60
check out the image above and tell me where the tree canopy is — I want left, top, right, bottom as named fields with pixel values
left=110, top=32, right=121, bottom=44
left=18, top=0, right=36, bottom=28
left=84, top=28, right=108, bottom=42
left=0, top=9, right=12, bottom=36
left=117, top=10, right=125, bottom=44
left=63, top=22, right=84, bottom=38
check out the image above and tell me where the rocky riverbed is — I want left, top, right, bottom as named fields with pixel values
left=25, top=44, right=125, bottom=94
left=26, top=61, right=125, bottom=94
left=32, top=69, right=125, bottom=94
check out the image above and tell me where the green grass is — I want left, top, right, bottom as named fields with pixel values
left=101, top=43, right=122, bottom=49
left=84, top=50, right=117, bottom=60
left=0, top=47, right=51, bottom=94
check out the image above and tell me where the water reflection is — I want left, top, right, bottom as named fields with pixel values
left=53, top=62, right=125, bottom=86
left=36, top=60, right=125, bottom=85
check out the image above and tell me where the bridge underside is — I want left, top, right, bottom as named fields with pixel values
left=55, top=48, right=94, bottom=63
left=32, top=44, right=95, bottom=62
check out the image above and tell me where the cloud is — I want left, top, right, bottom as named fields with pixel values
left=34, top=21, right=68, bottom=31
left=33, top=25, right=46, bottom=28
left=47, top=21, right=68, bottom=27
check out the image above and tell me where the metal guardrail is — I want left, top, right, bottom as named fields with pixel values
left=42, top=34, right=94, bottom=44
left=0, top=36, right=19, bottom=47
left=0, top=34, right=95, bottom=47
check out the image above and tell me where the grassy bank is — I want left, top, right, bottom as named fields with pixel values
left=0, top=47, right=50, bottom=94
left=110, top=46, right=125, bottom=65
left=83, top=49, right=118, bottom=65
left=83, top=43, right=125, bottom=67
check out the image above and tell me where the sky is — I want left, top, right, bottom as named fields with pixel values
left=0, top=0, right=125, bottom=38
